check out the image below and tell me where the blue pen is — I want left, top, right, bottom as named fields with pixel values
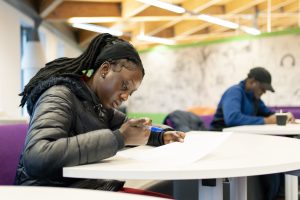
left=145, top=125, right=164, bottom=132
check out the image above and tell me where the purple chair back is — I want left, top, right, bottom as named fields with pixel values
left=269, top=106, right=300, bottom=119
left=0, top=123, right=28, bottom=185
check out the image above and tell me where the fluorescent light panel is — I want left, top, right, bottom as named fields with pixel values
left=197, top=14, right=261, bottom=35
left=72, top=23, right=123, bottom=36
left=68, top=17, right=120, bottom=23
left=137, top=0, right=185, bottom=13
left=198, top=14, right=239, bottom=29
left=137, top=35, right=175, bottom=45
left=240, top=26, right=261, bottom=35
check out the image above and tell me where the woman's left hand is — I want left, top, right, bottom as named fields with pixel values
left=163, top=131, right=185, bottom=144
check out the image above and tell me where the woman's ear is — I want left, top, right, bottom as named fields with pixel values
left=98, top=62, right=111, bottom=79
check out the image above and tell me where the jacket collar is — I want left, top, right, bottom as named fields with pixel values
left=26, top=76, right=96, bottom=115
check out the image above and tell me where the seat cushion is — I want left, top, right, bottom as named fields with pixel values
left=0, top=124, right=28, bottom=185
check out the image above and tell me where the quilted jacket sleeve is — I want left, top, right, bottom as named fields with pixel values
left=23, top=86, right=125, bottom=178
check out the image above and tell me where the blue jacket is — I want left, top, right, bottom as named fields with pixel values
left=210, top=80, right=274, bottom=131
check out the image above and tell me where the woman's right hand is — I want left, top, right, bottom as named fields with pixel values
left=119, top=118, right=151, bottom=146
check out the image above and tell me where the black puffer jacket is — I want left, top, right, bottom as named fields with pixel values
left=15, top=77, right=165, bottom=188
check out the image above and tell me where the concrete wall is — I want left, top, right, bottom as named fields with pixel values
left=129, top=33, right=300, bottom=113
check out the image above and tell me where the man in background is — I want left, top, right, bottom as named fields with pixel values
left=210, top=67, right=294, bottom=200
left=211, top=66, right=293, bottom=131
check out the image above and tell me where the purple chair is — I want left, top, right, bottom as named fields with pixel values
left=0, top=123, right=28, bottom=185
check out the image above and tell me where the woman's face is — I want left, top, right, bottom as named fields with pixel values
left=90, top=59, right=143, bottom=109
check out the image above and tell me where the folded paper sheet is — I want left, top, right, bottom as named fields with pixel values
left=118, top=131, right=232, bottom=165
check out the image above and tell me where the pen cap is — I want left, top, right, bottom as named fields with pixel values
left=149, top=126, right=164, bottom=132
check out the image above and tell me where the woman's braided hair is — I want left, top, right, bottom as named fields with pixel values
left=20, top=33, right=144, bottom=107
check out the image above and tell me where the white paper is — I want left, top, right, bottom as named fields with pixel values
left=118, top=132, right=232, bottom=165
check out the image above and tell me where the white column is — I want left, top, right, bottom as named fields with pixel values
left=21, top=41, right=45, bottom=85
left=21, top=36, right=46, bottom=116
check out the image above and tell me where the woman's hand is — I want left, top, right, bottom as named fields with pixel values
left=163, top=131, right=185, bottom=144
left=119, top=118, right=151, bottom=146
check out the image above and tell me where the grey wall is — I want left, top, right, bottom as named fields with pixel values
left=128, top=34, right=300, bottom=113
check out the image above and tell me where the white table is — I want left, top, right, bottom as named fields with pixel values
left=223, top=124, right=300, bottom=135
left=0, top=186, right=165, bottom=200
left=64, top=131, right=300, bottom=200
left=223, top=124, right=300, bottom=200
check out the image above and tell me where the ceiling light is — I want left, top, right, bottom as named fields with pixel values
left=137, top=0, right=185, bottom=14
left=68, top=17, right=120, bottom=23
left=198, top=14, right=239, bottom=29
left=240, top=26, right=261, bottom=35
left=72, top=23, right=123, bottom=36
left=136, top=35, right=175, bottom=45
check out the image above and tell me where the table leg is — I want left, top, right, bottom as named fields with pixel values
left=230, top=177, right=247, bottom=200
left=173, top=180, right=199, bottom=200
left=285, top=174, right=298, bottom=200
left=198, top=179, right=223, bottom=200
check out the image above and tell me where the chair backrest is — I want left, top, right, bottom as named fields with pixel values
left=0, top=123, right=28, bottom=185
left=268, top=106, right=300, bottom=119
left=187, top=106, right=216, bottom=116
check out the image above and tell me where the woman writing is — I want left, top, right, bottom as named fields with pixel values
left=15, top=33, right=185, bottom=193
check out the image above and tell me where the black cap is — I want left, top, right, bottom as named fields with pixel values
left=247, top=67, right=275, bottom=92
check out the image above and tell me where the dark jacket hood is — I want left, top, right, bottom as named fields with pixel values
left=26, top=76, right=93, bottom=116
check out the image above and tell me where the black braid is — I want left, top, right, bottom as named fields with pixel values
left=20, top=33, right=142, bottom=107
